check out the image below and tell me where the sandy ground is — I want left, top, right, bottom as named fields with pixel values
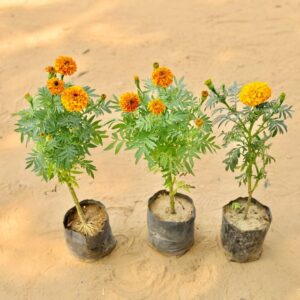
left=0, top=0, right=300, bottom=299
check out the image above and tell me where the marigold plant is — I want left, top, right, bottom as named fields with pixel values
left=107, top=63, right=218, bottom=214
left=205, top=79, right=293, bottom=218
left=15, top=56, right=111, bottom=235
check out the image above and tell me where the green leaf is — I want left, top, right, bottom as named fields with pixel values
left=104, top=141, right=117, bottom=151
left=115, top=141, right=124, bottom=154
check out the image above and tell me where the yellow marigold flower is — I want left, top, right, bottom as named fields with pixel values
left=61, top=86, right=88, bottom=112
left=45, top=66, right=56, bottom=74
left=148, top=98, right=166, bottom=115
left=119, top=92, right=140, bottom=113
left=195, top=118, right=204, bottom=128
left=55, top=56, right=77, bottom=76
left=47, top=77, right=64, bottom=95
left=239, top=82, right=272, bottom=106
left=152, top=67, right=174, bottom=88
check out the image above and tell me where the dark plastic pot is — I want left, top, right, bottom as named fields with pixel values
left=221, top=197, right=272, bottom=263
left=63, top=199, right=116, bottom=261
left=147, top=190, right=196, bottom=256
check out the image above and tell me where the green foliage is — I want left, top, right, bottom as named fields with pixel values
left=205, top=81, right=293, bottom=196
left=108, top=73, right=219, bottom=198
left=15, top=85, right=111, bottom=186
left=231, top=201, right=241, bottom=211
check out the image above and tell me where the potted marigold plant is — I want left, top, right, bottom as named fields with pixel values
left=15, top=56, right=116, bottom=260
left=205, top=79, right=293, bottom=262
left=107, top=63, right=218, bottom=255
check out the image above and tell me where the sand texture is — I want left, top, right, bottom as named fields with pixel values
left=0, top=0, right=300, bottom=299
left=224, top=199, right=271, bottom=231
left=150, top=193, right=194, bottom=222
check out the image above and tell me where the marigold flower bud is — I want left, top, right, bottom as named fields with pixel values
left=46, top=134, right=52, bottom=141
left=134, top=75, right=140, bottom=89
left=204, top=79, right=213, bottom=88
left=279, top=92, right=286, bottom=104
left=45, top=66, right=56, bottom=74
left=195, top=118, right=204, bottom=128
left=153, top=62, right=160, bottom=69
left=201, top=90, right=209, bottom=102
left=24, top=92, right=33, bottom=103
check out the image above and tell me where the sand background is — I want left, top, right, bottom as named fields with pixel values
left=0, top=0, right=300, bottom=299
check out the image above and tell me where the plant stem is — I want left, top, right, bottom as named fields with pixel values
left=244, top=164, right=252, bottom=219
left=223, top=100, right=249, bottom=135
left=169, top=176, right=176, bottom=214
left=244, top=121, right=255, bottom=220
left=67, top=182, right=87, bottom=226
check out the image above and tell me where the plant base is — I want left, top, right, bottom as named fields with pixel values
left=221, top=197, right=272, bottom=263
left=147, top=190, right=196, bottom=256
left=63, top=199, right=116, bottom=261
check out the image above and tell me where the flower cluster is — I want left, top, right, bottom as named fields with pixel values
left=119, top=66, right=173, bottom=115
left=118, top=65, right=202, bottom=126
left=44, top=55, right=89, bottom=112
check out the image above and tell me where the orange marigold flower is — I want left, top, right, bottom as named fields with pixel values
left=55, top=56, right=77, bottom=76
left=61, top=86, right=88, bottom=112
left=47, top=77, right=64, bottom=95
left=195, top=118, right=204, bottom=128
left=45, top=66, right=56, bottom=74
left=148, top=98, right=166, bottom=115
left=119, top=92, right=140, bottom=112
left=239, top=82, right=272, bottom=106
left=201, top=90, right=209, bottom=100
left=152, top=67, right=174, bottom=88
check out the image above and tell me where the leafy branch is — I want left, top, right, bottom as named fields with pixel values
left=108, top=71, right=219, bottom=213
left=205, top=80, right=293, bottom=218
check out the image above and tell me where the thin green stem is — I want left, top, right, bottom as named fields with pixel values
left=253, top=110, right=278, bottom=138
left=251, top=178, right=260, bottom=194
left=244, top=121, right=255, bottom=219
left=251, top=162, right=261, bottom=194
left=66, top=182, right=87, bottom=225
left=244, top=165, right=253, bottom=219
left=223, top=100, right=250, bottom=135
left=169, top=175, right=176, bottom=214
